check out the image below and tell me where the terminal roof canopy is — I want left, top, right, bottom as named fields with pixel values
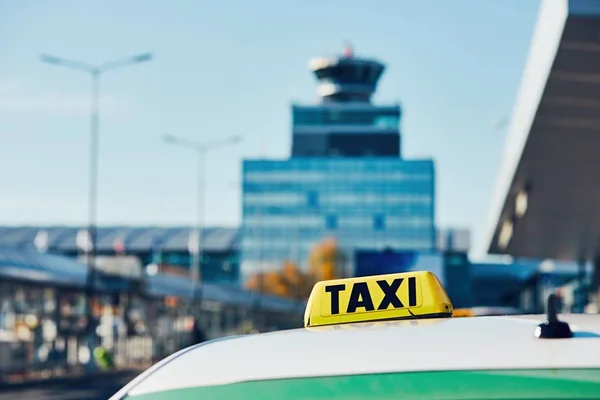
left=0, top=226, right=240, bottom=253
left=487, top=0, right=600, bottom=261
left=0, top=245, right=87, bottom=287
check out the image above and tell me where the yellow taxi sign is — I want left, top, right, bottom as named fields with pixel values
left=304, top=271, right=453, bottom=328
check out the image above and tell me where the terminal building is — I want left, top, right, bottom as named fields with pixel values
left=485, top=0, right=600, bottom=313
left=241, top=48, right=436, bottom=282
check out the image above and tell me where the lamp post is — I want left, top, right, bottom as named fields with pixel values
left=163, top=134, right=242, bottom=313
left=41, top=52, right=153, bottom=330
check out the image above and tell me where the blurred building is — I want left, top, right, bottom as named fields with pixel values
left=485, top=0, right=600, bottom=312
left=469, top=261, right=538, bottom=310
left=0, top=226, right=240, bottom=285
left=241, top=48, right=436, bottom=281
left=456, top=258, right=588, bottom=313
left=436, top=228, right=470, bottom=252
left=354, top=249, right=445, bottom=281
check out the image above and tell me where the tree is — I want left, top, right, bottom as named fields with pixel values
left=281, top=261, right=315, bottom=299
left=245, top=261, right=315, bottom=300
left=281, top=261, right=302, bottom=286
left=246, top=270, right=287, bottom=297
left=245, top=238, right=345, bottom=301
left=308, top=238, right=345, bottom=281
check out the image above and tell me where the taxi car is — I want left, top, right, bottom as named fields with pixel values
left=110, top=271, right=600, bottom=399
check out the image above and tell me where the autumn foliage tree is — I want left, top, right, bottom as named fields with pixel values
left=245, top=238, right=346, bottom=301
left=246, top=261, right=314, bottom=300
left=308, top=238, right=345, bottom=281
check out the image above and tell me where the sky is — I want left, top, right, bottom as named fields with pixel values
left=0, top=0, right=541, bottom=258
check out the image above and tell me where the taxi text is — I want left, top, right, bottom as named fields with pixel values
left=324, top=276, right=417, bottom=315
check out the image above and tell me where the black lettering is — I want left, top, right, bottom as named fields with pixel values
left=346, top=282, right=375, bottom=313
left=376, top=278, right=404, bottom=310
left=408, top=276, right=417, bottom=306
left=325, top=284, right=346, bottom=315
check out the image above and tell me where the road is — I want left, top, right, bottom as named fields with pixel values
left=0, top=372, right=139, bottom=400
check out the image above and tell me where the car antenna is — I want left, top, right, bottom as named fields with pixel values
left=534, top=293, right=573, bottom=339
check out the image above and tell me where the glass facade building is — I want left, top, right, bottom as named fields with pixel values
left=241, top=158, right=435, bottom=280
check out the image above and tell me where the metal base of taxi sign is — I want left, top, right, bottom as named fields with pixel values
left=304, top=271, right=453, bottom=328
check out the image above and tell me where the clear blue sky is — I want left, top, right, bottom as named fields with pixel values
left=0, top=0, right=540, bottom=257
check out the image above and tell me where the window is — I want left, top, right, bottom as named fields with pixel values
left=326, top=214, right=338, bottom=230
left=293, top=109, right=323, bottom=125
left=374, top=115, right=400, bottom=129
left=307, top=191, right=319, bottom=208
left=373, top=214, right=386, bottom=231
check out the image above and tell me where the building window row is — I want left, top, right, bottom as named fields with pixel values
left=293, top=114, right=399, bottom=128
left=243, top=192, right=432, bottom=207
left=241, top=238, right=434, bottom=259
left=244, top=184, right=432, bottom=196
left=243, top=226, right=430, bottom=238
left=242, top=236, right=433, bottom=251
left=245, top=159, right=432, bottom=171
left=243, top=205, right=432, bottom=216
left=243, top=171, right=432, bottom=183
left=243, top=215, right=432, bottom=229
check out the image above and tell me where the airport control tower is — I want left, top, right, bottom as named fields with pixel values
left=292, top=46, right=402, bottom=157
left=241, top=46, right=435, bottom=281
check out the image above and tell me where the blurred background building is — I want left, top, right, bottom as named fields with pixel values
left=436, top=228, right=471, bottom=253
left=241, top=48, right=436, bottom=283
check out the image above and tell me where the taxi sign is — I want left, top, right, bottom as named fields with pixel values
left=304, top=271, right=453, bottom=328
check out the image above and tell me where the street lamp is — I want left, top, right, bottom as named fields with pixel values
left=163, top=134, right=242, bottom=311
left=41, top=52, right=153, bottom=326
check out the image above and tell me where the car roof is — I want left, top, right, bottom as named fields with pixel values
left=117, top=314, right=600, bottom=398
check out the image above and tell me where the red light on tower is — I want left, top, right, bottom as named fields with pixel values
left=343, top=45, right=353, bottom=58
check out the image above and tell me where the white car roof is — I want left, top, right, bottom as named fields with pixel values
left=115, top=314, right=600, bottom=398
